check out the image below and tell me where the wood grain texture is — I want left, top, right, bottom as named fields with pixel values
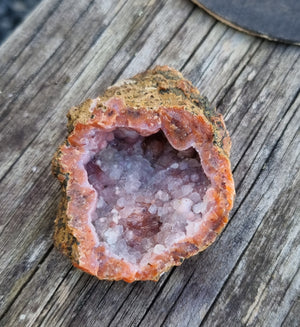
left=0, top=0, right=299, bottom=326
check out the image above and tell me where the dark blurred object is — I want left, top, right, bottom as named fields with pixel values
left=0, top=0, right=42, bottom=44
left=192, top=0, right=300, bottom=45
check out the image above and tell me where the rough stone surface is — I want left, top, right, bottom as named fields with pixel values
left=52, top=66, right=235, bottom=282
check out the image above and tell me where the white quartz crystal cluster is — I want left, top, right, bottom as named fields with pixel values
left=87, top=129, right=210, bottom=264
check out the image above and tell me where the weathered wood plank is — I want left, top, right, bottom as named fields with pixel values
left=1, top=28, right=298, bottom=327
left=0, top=0, right=170, bottom=232
left=0, top=3, right=217, bottom=326
left=202, top=120, right=300, bottom=327
left=39, top=272, right=172, bottom=327
left=0, top=0, right=62, bottom=73
left=155, top=8, right=216, bottom=69
left=0, top=0, right=158, bottom=180
left=0, top=251, right=72, bottom=327
left=1, top=0, right=171, bottom=316
left=149, top=100, right=299, bottom=327
left=82, top=0, right=195, bottom=98
left=46, top=42, right=300, bottom=327
left=145, top=46, right=300, bottom=326
left=282, top=294, right=300, bottom=327
left=137, top=44, right=297, bottom=323
left=0, top=0, right=196, bottom=320
left=0, top=0, right=299, bottom=326
left=0, top=11, right=237, bottom=326
left=0, top=172, right=59, bottom=318
left=0, top=0, right=191, bottom=223
left=0, top=0, right=102, bottom=178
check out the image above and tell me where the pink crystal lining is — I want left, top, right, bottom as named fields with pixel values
left=86, top=129, right=211, bottom=266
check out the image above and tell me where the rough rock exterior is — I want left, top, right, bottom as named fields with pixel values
left=52, top=66, right=235, bottom=282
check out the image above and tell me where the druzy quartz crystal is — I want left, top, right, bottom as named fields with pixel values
left=52, top=66, right=235, bottom=282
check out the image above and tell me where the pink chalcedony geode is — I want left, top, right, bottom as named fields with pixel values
left=52, top=66, right=235, bottom=282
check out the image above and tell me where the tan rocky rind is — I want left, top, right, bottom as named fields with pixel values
left=52, top=66, right=235, bottom=282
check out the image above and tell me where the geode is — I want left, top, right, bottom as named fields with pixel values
left=52, top=66, right=235, bottom=282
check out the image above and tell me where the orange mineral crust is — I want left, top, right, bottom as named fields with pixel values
left=52, top=66, right=235, bottom=282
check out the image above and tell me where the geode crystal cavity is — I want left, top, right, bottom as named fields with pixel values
left=52, top=66, right=235, bottom=282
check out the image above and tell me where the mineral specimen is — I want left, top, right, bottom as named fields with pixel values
left=52, top=66, right=235, bottom=282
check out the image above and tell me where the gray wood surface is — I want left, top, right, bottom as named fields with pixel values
left=0, top=0, right=299, bottom=326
